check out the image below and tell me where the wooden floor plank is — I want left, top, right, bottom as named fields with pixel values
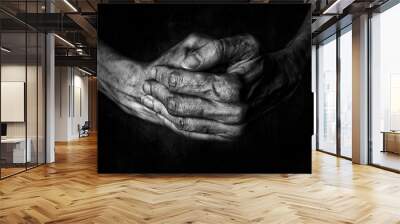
left=1, top=134, right=400, bottom=223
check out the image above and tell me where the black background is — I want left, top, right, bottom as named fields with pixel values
left=98, top=4, right=313, bottom=173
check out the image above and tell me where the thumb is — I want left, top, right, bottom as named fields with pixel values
left=154, top=33, right=212, bottom=69
left=181, top=40, right=220, bottom=71
left=182, top=34, right=259, bottom=72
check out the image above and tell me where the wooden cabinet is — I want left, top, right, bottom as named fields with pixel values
left=382, top=132, right=400, bottom=154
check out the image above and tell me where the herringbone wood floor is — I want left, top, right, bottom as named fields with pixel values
left=1, top=134, right=400, bottom=224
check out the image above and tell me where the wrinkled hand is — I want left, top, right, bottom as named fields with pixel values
left=97, top=49, right=157, bottom=123
left=98, top=33, right=262, bottom=141
left=140, top=33, right=263, bottom=141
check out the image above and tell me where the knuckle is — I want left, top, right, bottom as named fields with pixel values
left=192, top=73, right=206, bottom=89
left=185, top=33, right=206, bottom=46
left=153, top=84, right=163, bottom=95
left=153, top=101, right=163, bottom=114
left=166, top=97, right=181, bottom=114
left=212, top=76, right=242, bottom=102
left=168, top=71, right=182, bottom=89
left=175, top=117, right=188, bottom=131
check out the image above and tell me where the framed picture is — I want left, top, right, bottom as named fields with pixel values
left=98, top=3, right=312, bottom=173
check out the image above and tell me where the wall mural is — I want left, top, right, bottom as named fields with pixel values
left=98, top=4, right=312, bottom=173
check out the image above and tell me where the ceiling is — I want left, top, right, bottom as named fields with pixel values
left=0, top=0, right=391, bottom=74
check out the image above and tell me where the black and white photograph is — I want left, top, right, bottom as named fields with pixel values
left=97, top=4, right=312, bottom=173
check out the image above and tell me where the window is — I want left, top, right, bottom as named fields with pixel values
left=0, top=2, right=46, bottom=179
left=339, top=27, right=352, bottom=158
left=317, top=35, right=337, bottom=154
left=316, top=24, right=353, bottom=159
left=370, top=2, right=400, bottom=171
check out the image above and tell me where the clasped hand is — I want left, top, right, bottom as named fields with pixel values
left=99, top=33, right=263, bottom=141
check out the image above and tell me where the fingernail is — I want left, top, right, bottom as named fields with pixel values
left=141, top=96, right=154, bottom=109
left=182, top=54, right=201, bottom=69
left=143, top=82, right=151, bottom=94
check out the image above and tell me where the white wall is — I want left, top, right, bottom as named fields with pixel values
left=1, top=65, right=41, bottom=137
left=72, top=73, right=89, bottom=138
left=1, top=63, right=46, bottom=164
left=55, top=66, right=70, bottom=141
left=55, top=66, right=89, bottom=141
left=1, top=65, right=26, bottom=138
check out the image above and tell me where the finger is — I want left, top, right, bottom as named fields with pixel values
left=148, top=66, right=241, bottom=103
left=182, top=34, right=260, bottom=71
left=153, top=33, right=212, bottom=69
left=143, top=81, right=246, bottom=124
left=140, top=95, right=243, bottom=140
left=99, top=80, right=162, bottom=124
left=180, top=39, right=219, bottom=70
left=227, top=56, right=264, bottom=84
left=157, top=113, right=227, bottom=141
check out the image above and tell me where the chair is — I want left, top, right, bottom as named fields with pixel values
left=78, top=121, right=90, bottom=138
